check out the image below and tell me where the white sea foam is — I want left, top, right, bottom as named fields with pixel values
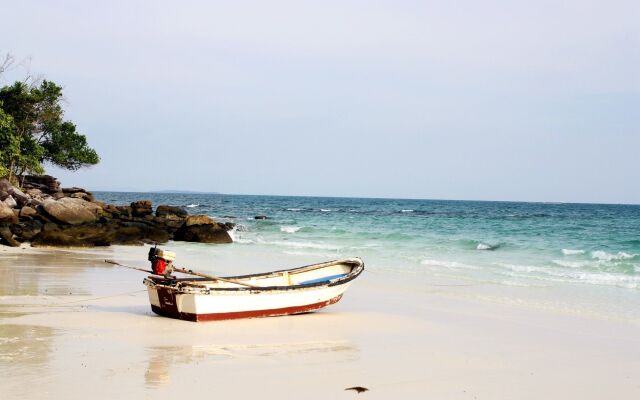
left=287, top=208, right=303, bottom=211
left=551, top=259, right=586, bottom=268
left=562, top=249, right=585, bottom=255
left=265, top=240, right=340, bottom=251
left=591, top=251, right=636, bottom=261
left=421, top=259, right=479, bottom=270
left=320, top=209, right=332, bottom=212
left=186, top=204, right=199, bottom=208
left=401, top=209, right=414, bottom=213
left=476, top=243, right=494, bottom=250
left=280, top=226, right=302, bottom=233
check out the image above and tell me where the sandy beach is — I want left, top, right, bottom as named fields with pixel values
left=1, top=243, right=639, bottom=399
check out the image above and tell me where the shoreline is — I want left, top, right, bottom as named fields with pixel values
left=2, top=244, right=639, bottom=399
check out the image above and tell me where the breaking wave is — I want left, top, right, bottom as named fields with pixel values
left=280, top=226, right=302, bottom=233
left=591, top=251, right=636, bottom=261
left=562, top=249, right=585, bottom=255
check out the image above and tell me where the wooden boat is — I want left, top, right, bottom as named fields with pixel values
left=143, top=257, right=365, bottom=322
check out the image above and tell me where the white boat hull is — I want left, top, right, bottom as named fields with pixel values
left=143, top=258, right=364, bottom=321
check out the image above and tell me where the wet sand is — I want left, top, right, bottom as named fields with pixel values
left=1, top=244, right=639, bottom=399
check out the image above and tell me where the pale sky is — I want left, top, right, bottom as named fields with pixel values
left=2, top=0, right=639, bottom=203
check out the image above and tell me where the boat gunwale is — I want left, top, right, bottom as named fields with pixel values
left=144, top=258, right=365, bottom=293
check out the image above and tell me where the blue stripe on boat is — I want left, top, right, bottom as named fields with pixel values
left=300, top=274, right=347, bottom=285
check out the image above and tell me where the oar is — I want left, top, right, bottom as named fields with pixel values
left=172, top=266, right=258, bottom=288
left=104, top=260, right=257, bottom=288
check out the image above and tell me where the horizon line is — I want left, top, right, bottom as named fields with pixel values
left=89, top=189, right=640, bottom=207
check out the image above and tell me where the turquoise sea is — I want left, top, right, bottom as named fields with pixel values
left=95, top=192, right=640, bottom=295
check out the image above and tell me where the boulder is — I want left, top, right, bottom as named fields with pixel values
left=131, top=200, right=152, bottom=217
left=11, top=187, right=29, bottom=207
left=0, top=190, right=8, bottom=201
left=184, top=214, right=215, bottom=226
left=3, top=196, right=17, bottom=208
left=174, top=223, right=233, bottom=244
left=41, top=198, right=98, bottom=225
left=155, top=205, right=188, bottom=219
left=254, top=215, right=268, bottom=220
left=0, top=202, right=17, bottom=223
left=19, top=206, right=37, bottom=218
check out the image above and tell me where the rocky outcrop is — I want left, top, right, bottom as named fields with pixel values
left=22, top=175, right=61, bottom=194
left=0, top=176, right=234, bottom=248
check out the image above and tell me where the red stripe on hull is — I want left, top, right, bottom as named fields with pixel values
left=150, top=294, right=343, bottom=322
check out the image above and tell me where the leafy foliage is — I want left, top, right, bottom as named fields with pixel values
left=0, top=80, right=98, bottom=183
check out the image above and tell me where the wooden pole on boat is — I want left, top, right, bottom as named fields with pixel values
left=104, top=260, right=257, bottom=288
left=172, top=266, right=258, bottom=288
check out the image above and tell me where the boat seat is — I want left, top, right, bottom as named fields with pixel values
left=300, top=274, right=347, bottom=285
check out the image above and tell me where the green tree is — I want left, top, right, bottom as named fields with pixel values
left=0, top=80, right=99, bottom=184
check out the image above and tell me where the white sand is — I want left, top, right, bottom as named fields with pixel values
left=1, top=244, right=639, bottom=399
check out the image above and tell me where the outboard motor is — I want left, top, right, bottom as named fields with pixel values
left=148, top=246, right=176, bottom=277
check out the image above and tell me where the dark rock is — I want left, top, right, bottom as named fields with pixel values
left=41, top=198, right=98, bottom=225
left=10, top=220, right=42, bottom=241
left=0, top=224, right=20, bottom=247
left=254, top=215, right=268, bottom=220
left=23, top=175, right=61, bottom=194
left=112, top=221, right=170, bottom=245
left=156, top=205, right=188, bottom=219
left=61, top=187, right=86, bottom=194
left=174, top=223, right=233, bottom=244
left=131, top=200, right=152, bottom=217
left=31, top=226, right=102, bottom=247
left=0, top=190, right=8, bottom=201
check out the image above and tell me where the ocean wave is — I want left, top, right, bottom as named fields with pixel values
left=401, top=209, right=414, bottom=213
left=499, top=262, right=640, bottom=289
left=260, top=240, right=341, bottom=251
left=591, top=251, right=637, bottom=261
left=280, top=226, right=302, bottom=233
left=320, top=209, right=332, bottom=212
left=186, top=204, right=199, bottom=208
left=551, top=259, right=587, bottom=268
left=287, top=208, right=303, bottom=211
left=562, top=249, right=585, bottom=255
left=234, top=238, right=255, bottom=244
left=476, top=243, right=499, bottom=251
